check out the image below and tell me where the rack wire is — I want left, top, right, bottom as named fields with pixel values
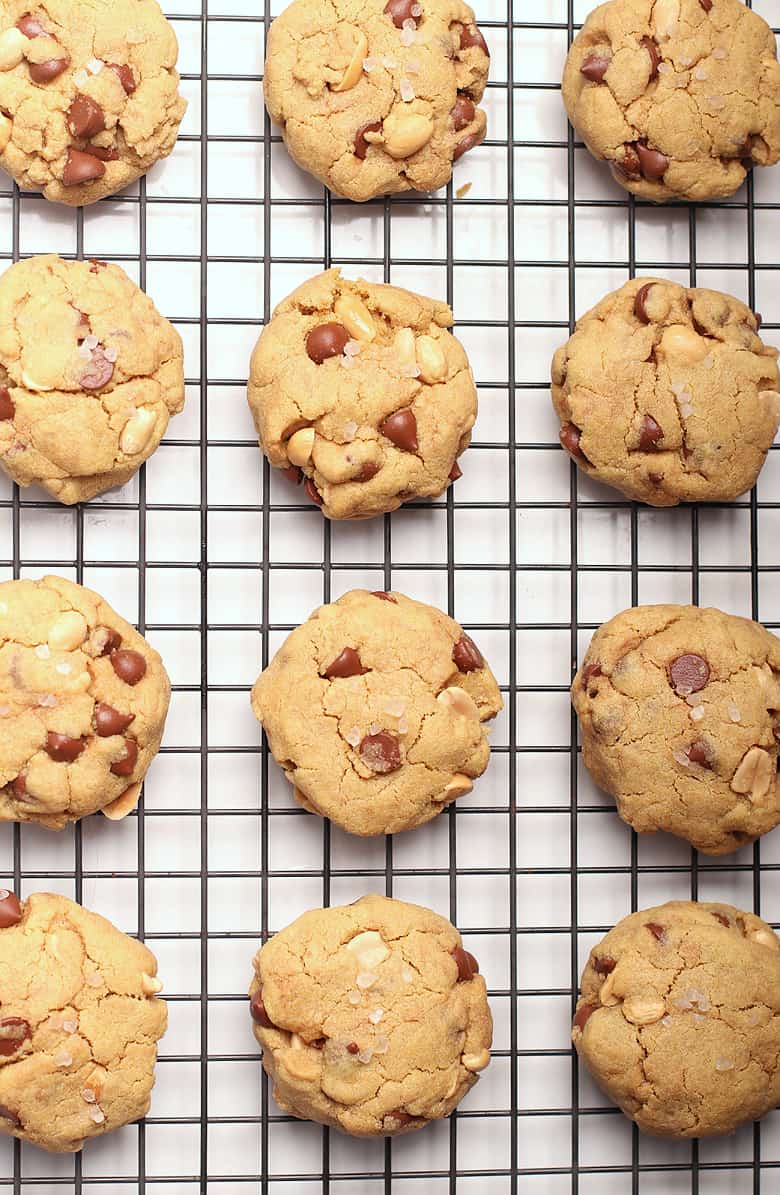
left=1, top=0, right=779, bottom=1190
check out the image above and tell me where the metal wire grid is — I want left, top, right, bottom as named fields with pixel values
left=0, top=0, right=778, bottom=1190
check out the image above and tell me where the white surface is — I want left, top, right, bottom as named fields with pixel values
left=1, top=1, right=779, bottom=1191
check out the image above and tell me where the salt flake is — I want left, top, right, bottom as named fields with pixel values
left=357, top=970, right=378, bottom=990
left=369, top=1008, right=384, bottom=1024
left=86, top=58, right=103, bottom=75
left=56, top=662, right=72, bottom=676
left=712, top=47, right=727, bottom=59
left=38, top=693, right=57, bottom=707
left=84, top=335, right=99, bottom=352
left=344, top=339, right=361, bottom=358
left=399, top=77, right=415, bottom=102
left=89, top=1106, right=105, bottom=1124
left=63, top=1020, right=78, bottom=1033
left=357, top=1048, right=373, bottom=1064
left=715, top=1057, right=734, bottom=1071
left=727, top=702, right=741, bottom=723
left=673, top=749, right=690, bottom=767
left=401, top=966, right=415, bottom=983
left=690, top=704, right=704, bottom=722
left=382, top=56, right=396, bottom=69
left=55, top=1050, right=72, bottom=1068
left=73, top=68, right=89, bottom=87
left=35, top=644, right=50, bottom=660
left=383, top=697, right=406, bottom=718
left=103, top=346, right=118, bottom=364
left=348, top=990, right=362, bottom=1005
left=410, top=3, right=422, bottom=14
left=363, top=57, right=378, bottom=72
left=400, top=24, right=416, bottom=46
left=342, top=420, right=358, bottom=440
left=82, top=1088, right=96, bottom=1104
left=345, top=726, right=361, bottom=748
left=374, top=1033, right=389, bottom=1054
left=86, top=971, right=102, bottom=988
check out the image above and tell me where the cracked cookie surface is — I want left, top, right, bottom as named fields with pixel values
left=0, top=255, right=185, bottom=504
left=250, top=893, right=492, bottom=1135
left=263, top=0, right=488, bottom=201
left=248, top=269, right=477, bottom=519
left=562, top=0, right=780, bottom=202
left=0, top=0, right=187, bottom=205
left=573, top=900, right=780, bottom=1137
left=573, top=604, right=780, bottom=855
left=0, top=889, right=166, bottom=1153
left=251, top=589, right=502, bottom=835
left=0, top=575, right=170, bottom=830
left=552, top=277, right=780, bottom=506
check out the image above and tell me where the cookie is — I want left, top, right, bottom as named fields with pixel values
left=0, top=0, right=187, bottom=205
left=0, top=575, right=170, bottom=830
left=247, top=270, right=477, bottom=520
left=0, top=889, right=166, bottom=1153
left=249, top=893, right=492, bottom=1136
left=562, top=0, right=780, bottom=202
left=0, top=255, right=185, bottom=504
left=573, top=604, right=780, bottom=855
left=263, top=0, right=488, bottom=201
left=573, top=900, right=780, bottom=1137
left=251, top=589, right=502, bottom=835
left=552, top=277, right=780, bottom=506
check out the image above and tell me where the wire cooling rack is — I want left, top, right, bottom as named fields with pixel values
left=1, top=0, right=780, bottom=1190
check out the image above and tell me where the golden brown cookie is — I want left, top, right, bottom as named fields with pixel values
left=0, top=255, right=185, bottom=504
left=0, top=889, right=166, bottom=1153
left=562, top=0, right=780, bottom=202
left=0, top=575, right=170, bottom=829
left=573, top=604, right=780, bottom=855
left=251, top=589, right=502, bottom=835
left=573, top=900, right=780, bottom=1137
left=250, top=894, right=492, bottom=1136
left=263, top=0, right=489, bottom=201
left=0, top=0, right=187, bottom=205
left=552, top=277, right=780, bottom=505
left=247, top=269, right=477, bottom=520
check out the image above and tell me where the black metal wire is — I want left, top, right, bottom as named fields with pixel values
left=0, top=0, right=779, bottom=1190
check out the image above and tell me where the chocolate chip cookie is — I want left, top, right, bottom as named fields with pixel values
left=562, top=0, right=780, bottom=202
left=251, top=589, right=502, bottom=835
left=573, top=604, right=780, bottom=855
left=552, top=278, right=780, bottom=505
left=0, top=889, right=166, bottom=1152
left=0, top=575, right=170, bottom=829
left=248, top=269, right=477, bottom=519
left=250, top=893, right=492, bottom=1136
left=573, top=900, right=780, bottom=1137
left=263, top=0, right=488, bottom=201
left=0, top=0, right=187, bottom=205
left=0, top=255, right=185, bottom=503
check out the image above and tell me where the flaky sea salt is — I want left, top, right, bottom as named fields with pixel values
left=345, top=727, right=361, bottom=748
left=369, top=722, right=382, bottom=735
left=344, top=340, right=361, bottom=358
left=82, top=1088, right=96, bottom=1104
left=690, top=704, right=704, bottom=722
left=73, top=68, right=89, bottom=87
left=399, top=77, right=415, bottom=102
left=686, top=693, right=704, bottom=706
left=63, top=1020, right=78, bottom=1034
left=86, top=971, right=102, bottom=987
left=357, top=1048, right=373, bottom=1064
left=342, top=420, right=358, bottom=440
left=712, top=47, right=727, bottom=59
left=104, top=347, right=118, bottom=364
left=368, top=1008, right=384, bottom=1024
left=373, top=1033, right=390, bottom=1054
left=56, top=662, right=72, bottom=675
left=35, top=644, right=50, bottom=660
left=55, top=1050, right=72, bottom=1068
left=406, top=58, right=420, bottom=74
left=339, top=354, right=355, bottom=370
left=357, top=970, right=378, bottom=990
left=397, top=717, right=408, bottom=734
left=402, top=966, right=415, bottom=983
left=363, top=56, right=378, bottom=72
left=84, top=335, right=99, bottom=352
left=89, top=1106, right=105, bottom=1124
left=707, top=95, right=726, bottom=110
left=383, top=697, right=406, bottom=717
left=694, top=67, right=707, bottom=81
left=78, top=341, right=92, bottom=359
left=401, top=21, right=416, bottom=46
left=673, top=750, right=690, bottom=767
left=38, top=694, right=57, bottom=707
left=715, top=1058, right=734, bottom=1071
left=382, top=56, right=396, bottom=69
left=727, top=702, right=741, bottom=723
left=86, top=58, right=103, bottom=74
left=657, top=62, right=671, bottom=74
left=411, top=3, right=422, bottom=14
left=348, top=990, right=362, bottom=1005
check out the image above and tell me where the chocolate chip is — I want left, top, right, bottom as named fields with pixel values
left=111, top=649, right=147, bottom=686
left=384, top=0, right=418, bottom=27
left=110, top=738, right=138, bottom=777
left=712, top=910, right=730, bottom=927
left=304, top=478, right=323, bottom=507
left=89, top=259, right=107, bottom=273
left=449, top=460, right=462, bottom=482
left=0, top=891, right=22, bottom=929
left=94, top=703, right=135, bottom=737
left=386, top=1109, right=416, bottom=1125
left=359, top=731, right=402, bottom=774
left=306, top=323, right=349, bottom=364
left=358, top=461, right=380, bottom=482
left=87, top=145, right=119, bottom=162
left=0, top=1105, right=20, bottom=1128
left=62, top=147, right=106, bottom=187
left=79, top=346, right=114, bottom=390
left=0, top=389, right=14, bottom=421
left=380, top=409, right=418, bottom=452
left=459, top=23, right=488, bottom=53
left=639, top=415, right=663, bottom=451
left=451, top=944, right=479, bottom=980
left=453, top=132, right=480, bottom=161
left=594, top=956, right=616, bottom=975
left=754, top=312, right=763, bottom=331
left=635, top=141, right=669, bottom=181
left=347, top=1041, right=360, bottom=1054
left=0, top=1018, right=30, bottom=1058
left=67, top=95, right=105, bottom=139
left=580, top=53, right=611, bottom=82
left=616, top=143, right=642, bottom=178
left=686, top=739, right=712, bottom=769
left=574, top=1002, right=597, bottom=1030
left=311, top=1038, right=325, bottom=1049
left=451, top=94, right=475, bottom=130
left=10, top=775, right=26, bottom=798
left=249, top=991, right=274, bottom=1027
left=634, top=282, right=654, bottom=324
left=559, top=422, right=588, bottom=462
left=699, top=0, right=712, bottom=9
left=108, top=63, right=137, bottom=94
left=453, top=633, right=483, bottom=673
left=29, top=56, right=69, bottom=83
left=641, top=37, right=661, bottom=80
left=582, top=662, right=602, bottom=681
left=645, top=922, right=666, bottom=941
left=46, top=732, right=87, bottom=763
left=17, top=13, right=47, bottom=36
left=324, top=647, right=368, bottom=679
left=371, top=591, right=396, bottom=603
left=354, top=120, right=382, bottom=160
left=282, top=464, right=303, bottom=485
left=670, top=653, right=710, bottom=694
left=93, top=626, right=122, bottom=656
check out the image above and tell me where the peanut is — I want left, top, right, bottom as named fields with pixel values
left=381, top=108, right=434, bottom=159
left=346, top=930, right=390, bottom=970
left=652, top=0, right=680, bottom=40
left=23, top=35, right=62, bottom=65
left=599, top=971, right=619, bottom=1006
left=622, top=994, right=665, bottom=1026
left=287, top=426, right=315, bottom=467
left=393, top=327, right=416, bottom=365
left=760, top=390, right=780, bottom=419
left=334, top=294, right=376, bottom=342
left=443, top=773, right=473, bottom=798
left=462, top=1048, right=491, bottom=1072
left=730, top=746, right=774, bottom=801
left=437, top=686, right=479, bottom=719
left=120, top=407, right=157, bottom=456
left=0, top=27, right=27, bottom=72
left=332, top=27, right=368, bottom=92
left=285, top=1033, right=321, bottom=1080
left=47, top=611, right=88, bottom=652
left=21, top=370, right=53, bottom=392
left=750, top=928, right=780, bottom=952
left=141, top=972, right=163, bottom=995
left=102, top=781, right=141, bottom=821
left=658, top=324, right=709, bottom=365
left=0, top=113, right=10, bottom=154
left=416, top=334, right=447, bottom=384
